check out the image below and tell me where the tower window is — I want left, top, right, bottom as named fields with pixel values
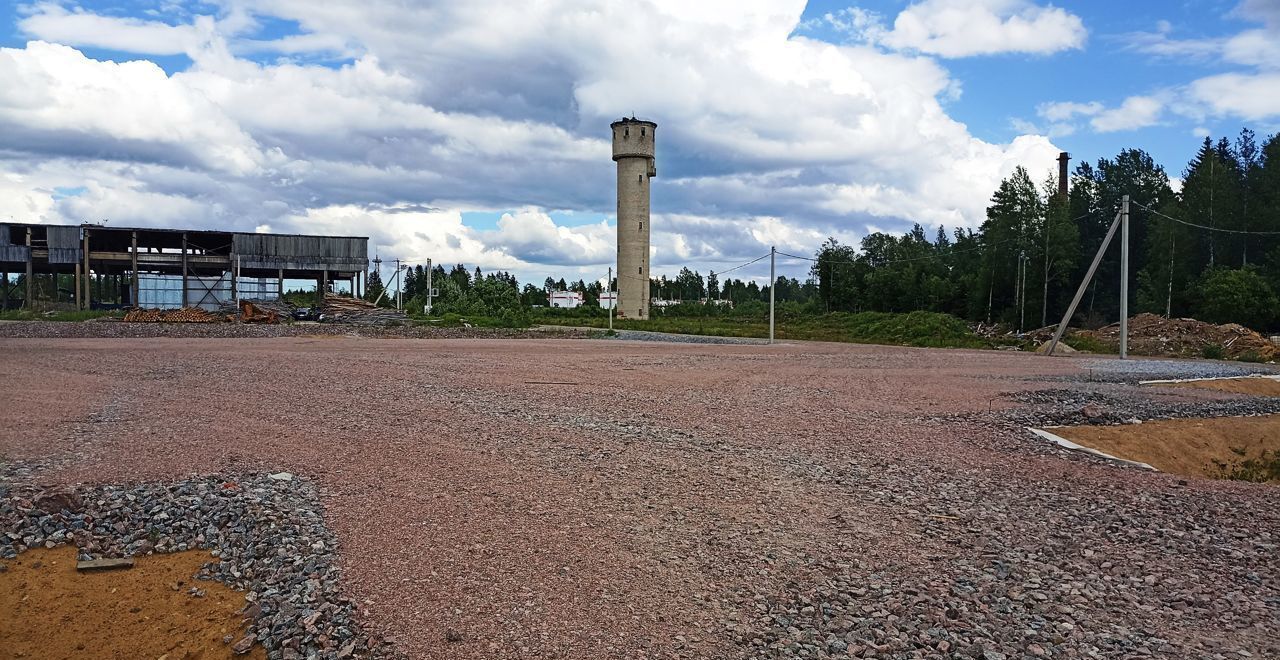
left=638, top=267, right=642, bottom=274
left=641, top=128, right=646, bottom=136
left=638, top=221, right=643, bottom=231
left=624, top=128, right=629, bottom=138
left=638, top=174, right=643, bottom=182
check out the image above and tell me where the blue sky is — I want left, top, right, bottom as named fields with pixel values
left=795, top=0, right=1277, bottom=175
left=0, top=1, right=1277, bottom=284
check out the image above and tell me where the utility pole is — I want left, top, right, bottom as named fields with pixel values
left=394, top=258, right=402, bottom=311
left=768, top=246, right=776, bottom=345
left=608, top=265, right=613, bottom=332
left=425, top=258, right=434, bottom=314
left=1120, top=194, right=1130, bottom=359
left=1047, top=209, right=1122, bottom=356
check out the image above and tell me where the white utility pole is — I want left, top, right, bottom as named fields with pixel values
left=1120, top=194, right=1130, bottom=359
left=607, top=265, right=613, bottom=332
left=768, top=246, right=776, bottom=345
left=394, top=258, right=403, bottom=311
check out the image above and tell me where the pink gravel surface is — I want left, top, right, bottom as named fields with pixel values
left=1, top=336, right=1277, bottom=659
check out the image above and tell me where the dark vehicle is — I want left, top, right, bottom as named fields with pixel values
left=292, top=307, right=314, bottom=321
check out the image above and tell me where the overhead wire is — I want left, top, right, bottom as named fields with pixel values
left=1132, top=201, right=1280, bottom=236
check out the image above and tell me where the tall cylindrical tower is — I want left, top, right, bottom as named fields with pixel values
left=612, top=117, right=656, bottom=320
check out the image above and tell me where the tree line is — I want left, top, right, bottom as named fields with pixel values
left=363, top=128, right=1280, bottom=331
left=810, top=128, right=1280, bottom=331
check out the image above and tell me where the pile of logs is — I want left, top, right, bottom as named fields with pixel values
left=322, top=293, right=408, bottom=326
left=124, top=307, right=228, bottom=323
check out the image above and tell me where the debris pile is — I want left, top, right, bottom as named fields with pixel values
left=237, top=301, right=280, bottom=324
left=1078, top=313, right=1277, bottom=361
left=124, top=307, right=227, bottom=323
left=322, top=293, right=408, bottom=326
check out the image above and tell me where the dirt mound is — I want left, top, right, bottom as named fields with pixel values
left=1, top=546, right=264, bottom=659
left=1078, top=313, right=1277, bottom=361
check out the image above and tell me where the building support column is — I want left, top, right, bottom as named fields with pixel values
left=180, top=233, right=188, bottom=309
left=130, top=231, right=138, bottom=307
left=75, top=264, right=81, bottom=309
left=25, top=227, right=33, bottom=308
left=2, top=271, right=8, bottom=310
left=82, top=228, right=91, bottom=310
left=277, top=268, right=284, bottom=301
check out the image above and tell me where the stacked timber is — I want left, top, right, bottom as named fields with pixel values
left=322, top=293, right=408, bottom=326
left=124, top=307, right=228, bottom=323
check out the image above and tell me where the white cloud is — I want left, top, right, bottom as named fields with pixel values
left=1187, top=72, right=1280, bottom=121
left=0, top=0, right=1067, bottom=282
left=0, top=42, right=267, bottom=175
left=876, top=0, right=1086, bottom=58
left=1037, top=101, right=1102, bottom=122
left=17, top=3, right=210, bottom=56
left=1090, top=95, right=1165, bottom=132
left=1105, top=5, right=1280, bottom=127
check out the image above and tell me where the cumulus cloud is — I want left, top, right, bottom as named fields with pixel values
left=0, top=42, right=267, bottom=175
left=1090, top=96, right=1165, bottom=132
left=822, top=0, right=1087, bottom=58
left=0, top=0, right=1068, bottom=281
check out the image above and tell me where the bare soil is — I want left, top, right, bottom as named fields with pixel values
left=0, top=546, right=263, bottom=660
left=1160, top=376, right=1280, bottom=397
left=1052, top=415, right=1280, bottom=480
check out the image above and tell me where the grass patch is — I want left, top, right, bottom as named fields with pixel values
left=1202, top=343, right=1226, bottom=360
left=1064, top=333, right=1111, bottom=354
left=532, top=310, right=989, bottom=349
left=1212, top=449, right=1280, bottom=483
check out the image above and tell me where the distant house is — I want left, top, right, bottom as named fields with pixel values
left=550, top=290, right=584, bottom=308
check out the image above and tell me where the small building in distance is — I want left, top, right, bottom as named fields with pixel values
left=549, top=290, right=584, bottom=308
left=598, top=291, right=617, bottom=310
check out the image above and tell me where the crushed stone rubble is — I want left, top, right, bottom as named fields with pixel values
left=730, top=453, right=1280, bottom=659
left=0, top=472, right=401, bottom=660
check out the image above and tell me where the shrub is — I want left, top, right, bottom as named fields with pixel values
left=1201, top=344, right=1225, bottom=360
left=1193, top=267, right=1278, bottom=331
left=1212, top=449, right=1280, bottom=483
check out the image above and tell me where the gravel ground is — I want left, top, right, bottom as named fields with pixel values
left=0, top=320, right=567, bottom=340
left=533, top=324, right=769, bottom=344
left=1, top=337, right=1277, bottom=659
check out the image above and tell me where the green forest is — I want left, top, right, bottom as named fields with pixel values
left=374, top=128, right=1280, bottom=335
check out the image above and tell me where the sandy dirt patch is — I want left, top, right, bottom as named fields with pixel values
left=1158, top=376, right=1280, bottom=397
left=1, top=546, right=263, bottom=660
left=1052, top=415, right=1280, bottom=481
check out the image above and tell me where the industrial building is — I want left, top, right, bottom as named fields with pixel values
left=0, top=222, right=368, bottom=310
left=612, top=117, right=656, bottom=320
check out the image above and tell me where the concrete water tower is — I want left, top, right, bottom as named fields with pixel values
left=612, top=117, right=656, bottom=319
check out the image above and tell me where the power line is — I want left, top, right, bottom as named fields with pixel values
left=614, top=251, right=772, bottom=283
left=1133, top=201, right=1280, bottom=236
left=776, top=238, right=1015, bottom=267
